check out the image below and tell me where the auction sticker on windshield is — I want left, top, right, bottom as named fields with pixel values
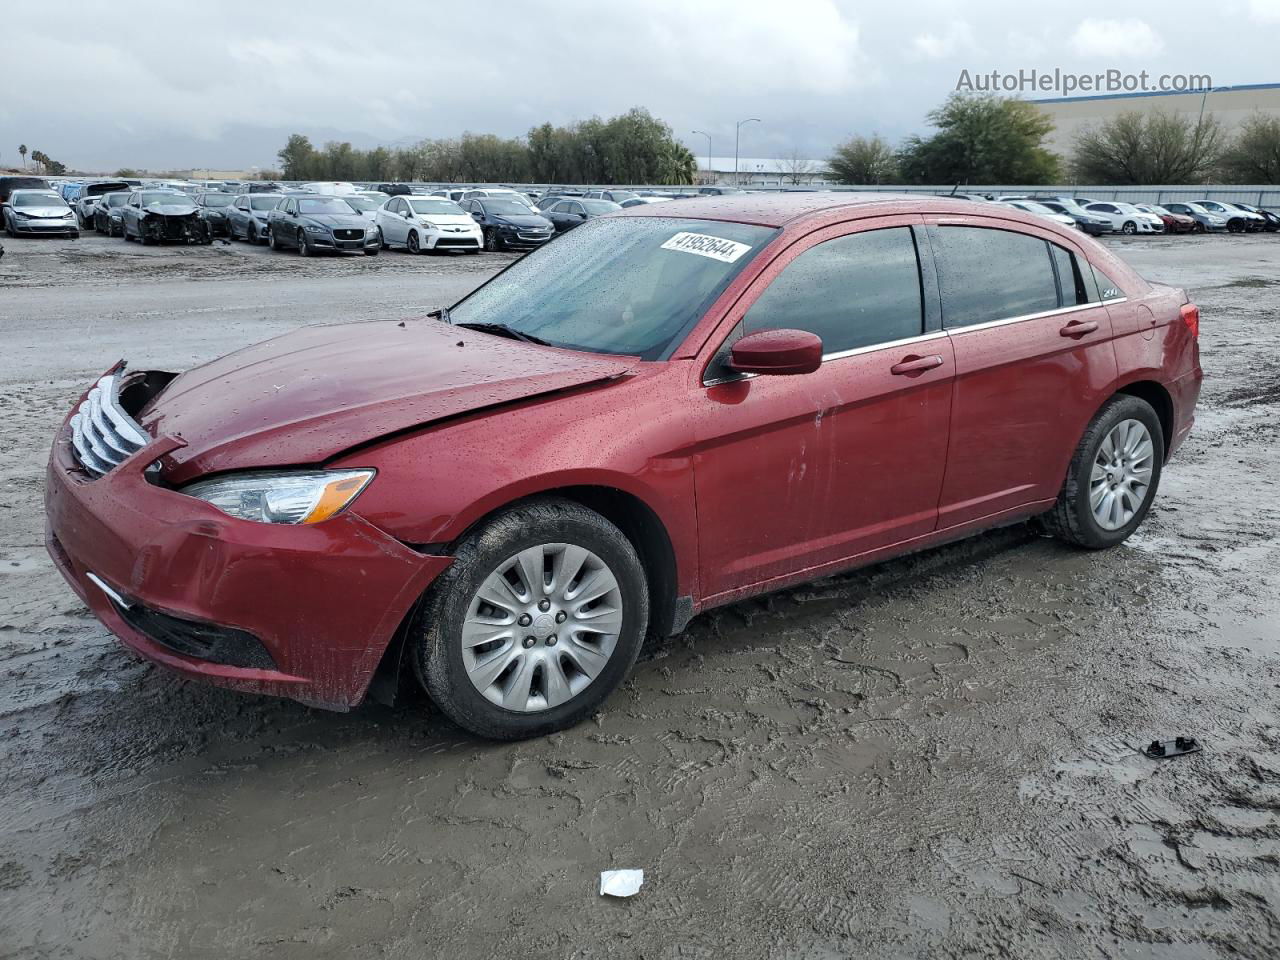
left=660, top=231, right=752, bottom=263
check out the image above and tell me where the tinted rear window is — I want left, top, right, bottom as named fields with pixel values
left=934, top=226, right=1060, bottom=327
left=743, top=227, right=924, bottom=354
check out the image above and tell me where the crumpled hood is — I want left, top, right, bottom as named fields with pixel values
left=143, top=202, right=198, bottom=216
left=142, top=319, right=633, bottom=482
left=16, top=206, right=72, bottom=218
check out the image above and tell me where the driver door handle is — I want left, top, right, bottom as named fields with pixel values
left=890, top=354, right=945, bottom=376
left=1060, top=319, right=1099, bottom=337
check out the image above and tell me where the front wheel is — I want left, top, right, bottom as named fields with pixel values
left=1042, top=395, right=1164, bottom=549
left=484, top=228, right=501, bottom=252
left=407, top=230, right=420, bottom=254
left=1121, top=220, right=1137, bottom=235
left=297, top=229, right=310, bottom=256
left=413, top=497, right=649, bottom=740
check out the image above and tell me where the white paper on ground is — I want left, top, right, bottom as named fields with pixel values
left=599, top=869, right=644, bottom=897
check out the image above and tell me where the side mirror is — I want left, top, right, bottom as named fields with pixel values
left=729, top=329, right=823, bottom=376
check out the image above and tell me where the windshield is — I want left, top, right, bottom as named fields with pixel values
left=142, top=192, right=186, bottom=205
left=250, top=195, right=282, bottom=210
left=449, top=217, right=777, bottom=360
left=581, top=199, right=622, bottom=214
left=1016, top=201, right=1057, bottom=215
left=13, top=192, right=65, bottom=207
left=1144, top=205, right=1170, bottom=215
left=482, top=199, right=534, bottom=217
left=1178, top=203, right=1208, bottom=214
left=408, top=197, right=463, bottom=216
left=344, top=197, right=378, bottom=212
left=298, top=197, right=356, bottom=214
left=200, top=193, right=234, bottom=207
left=105, top=193, right=129, bottom=207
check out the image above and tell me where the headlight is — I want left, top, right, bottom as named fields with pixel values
left=182, top=469, right=374, bottom=524
left=305, top=224, right=329, bottom=234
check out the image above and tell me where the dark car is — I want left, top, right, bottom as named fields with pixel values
left=461, top=197, right=554, bottom=250
left=74, top=181, right=130, bottom=228
left=1243, top=205, right=1280, bottom=232
left=0, top=175, right=52, bottom=206
left=544, top=197, right=622, bottom=233
left=374, top=183, right=414, bottom=196
left=44, top=194, right=1201, bottom=740
left=120, top=190, right=212, bottom=244
left=227, top=193, right=284, bottom=243
left=266, top=194, right=380, bottom=256
left=698, top=186, right=742, bottom=196
left=246, top=182, right=284, bottom=194
left=1031, top=198, right=1113, bottom=235
left=195, top=192, right=237, bottom=237
left=93, top=191, right=132, bottom=236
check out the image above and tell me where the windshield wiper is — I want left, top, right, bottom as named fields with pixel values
left=454, top=321, right=551, bottom=346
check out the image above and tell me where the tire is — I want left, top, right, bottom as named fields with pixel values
left=364, top=247, right=378, bottom=257
left=413, top=497, right=650, bottom=740
left=267, top=228, right=278, bottom=251
left=1193, top=221, right=1205, bottom=234
left=407, top=230, right=420, bottom=254
left=379, top=228, right=388, bottom=250
left=1121, top=220, right=1137, bottom=235
left=1041, top=395, right=1164, bottom=549
left=297, top=229, right=310, bottom=256
left=484, top=228, right=500, bottom=252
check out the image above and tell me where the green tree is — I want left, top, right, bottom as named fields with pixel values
left=277, top=134, right=317, bottom=180
left=897, top=94, right=1060, bottom=185
left=1070, top=108, right=1224, bottom=184
left=1220, top=113, right=1280, bottom=184
left=18, top=144, right=27, bottom=169
left=828, top=135, right=898, bottom=184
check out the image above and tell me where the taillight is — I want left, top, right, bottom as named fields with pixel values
left=1180, top=303, right=1200, bottom=338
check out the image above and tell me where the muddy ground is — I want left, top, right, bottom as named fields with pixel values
left=1, top=231, right=1278, bottom=959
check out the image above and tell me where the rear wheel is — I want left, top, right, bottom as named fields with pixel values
left=1042, top=395, right=1164, bottom=549
left=413, top=497, right=649, bottom=740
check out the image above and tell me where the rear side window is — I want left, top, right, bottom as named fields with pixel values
left=934, top=226, right=1059, bottom=328
left=1050, top=244, right=1096, bottom=306
left=743, top=226, right=924, bottom=354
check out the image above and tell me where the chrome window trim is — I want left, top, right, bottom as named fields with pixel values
left=821, top=328, right=947, bottom=362
left=944, top=298, right=1124, bottom=334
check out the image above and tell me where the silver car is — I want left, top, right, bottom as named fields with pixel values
left=2, top=189, right=79, bottom=238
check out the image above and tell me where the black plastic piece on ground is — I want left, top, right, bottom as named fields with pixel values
left=1143, top=736, right=1202, bottom=759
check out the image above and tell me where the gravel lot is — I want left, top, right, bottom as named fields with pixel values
left=2, top=230, right=1279, bottom=959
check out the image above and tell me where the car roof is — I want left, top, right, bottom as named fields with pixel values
left=615, top=192, right=996, bottom=228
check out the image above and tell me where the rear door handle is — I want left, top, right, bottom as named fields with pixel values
left=1060, top=319, right=1099, bottom=337
left=890, top=354, right=945, bottom=376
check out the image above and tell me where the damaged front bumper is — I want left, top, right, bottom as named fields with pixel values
left=140, top=212, right=212, bottom=244
left=44, top=392, right=451, bottom=710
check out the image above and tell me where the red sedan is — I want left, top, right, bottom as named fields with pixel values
left=46, top=193, right=1202, bottom=739
left=1137, top=203, right=1197, bottom=233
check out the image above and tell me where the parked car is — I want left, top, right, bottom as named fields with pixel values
left=584, top=189, right=638, bottom=203
left=534, top=195, right=566, bottom=211
left=619, top=196, right=673, bottom=208
left=697, top=185, right=742, bottom=195
left=996, top=200, right=1077, bottom=230
left=1134, top=203, right=1196, bottom=234
left=342, top=195, right=381, bottom=224
left=544, top=197, right=622, bottom=233
left=227, top=193, right=284, bottom=243
left=266, top=194, right=380, bottom=255
left=1210, top=201, right=1267, bottom=232
left=0, top=175, right=52, bottom=206
left=375, top=195, right=482, bottom=254
left=246, top=183, right=285, bottom=194
left=1236, top=203, right=1280, bottom=231
left=2, top=189, right=78, bottom=237
left=430, top=188, right=470, bottom=202
left=1031, top=198, right=1112, bottom=235
left=93, top=191, right=132, bottom=236
left=42, top=194, right=1202, bottom=740
left=194, top=191, right=237, bottom=237
left=459, top=188, right=536, bottom=210
left=1162, top=202, right=1229, bottom=233
left=120, top=190, right=212, bottom=245
left=74, top=181, right=130, bottom=228
left=1083, top=202, right=1164, bottom=235
left=373, top=183, right=414, bottom=196
left=297, top=181, right=357, bottom=196
left=461, top=197, right=554, bottom=250
left=1195, top=200, right=1256, bottom=233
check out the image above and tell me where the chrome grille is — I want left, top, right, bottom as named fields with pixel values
left=68, top=373, right=149, bottom=476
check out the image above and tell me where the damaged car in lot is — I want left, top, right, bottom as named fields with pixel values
left=194, top=191, right=237, bottom=237
left=44, top=194, right=1201, bottom=740
left=3, top=189, right=79, bottom=238
left=120, top=190, right=213, bottom=245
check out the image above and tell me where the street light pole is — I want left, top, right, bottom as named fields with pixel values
left=734, top=118, right=760, bottom=187
left=692, top=130, right=712, bottom=181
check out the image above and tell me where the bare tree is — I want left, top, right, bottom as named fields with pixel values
left=1221, top=113, right=1280, bottom=184
left=1071, top=108, right=1225, bottom=184
left=828, top=134, right=898, bottom=184
left=779, top=148, right=817, bottom=185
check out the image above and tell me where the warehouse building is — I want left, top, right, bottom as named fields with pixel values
left=1034, top=82, right=1280, bottom=158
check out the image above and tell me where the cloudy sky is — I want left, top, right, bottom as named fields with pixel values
left=3, top=0, right=1278, bottom=173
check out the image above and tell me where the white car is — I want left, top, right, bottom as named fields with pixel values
left=619, top=196, right=673, bottom=208
left=1198, top=200, right=1265, bottom=232
left=996, top=199, right=1077, bottom=229
left=3, top=189, right=79, bottom=237
left=1083, top=202, right=1164, bottom=235
left=299, top=181, right=357, bottom=196
left=459, top=188, right=536, bottom=210
left=342, top=195, right=381, bottom=224
left=375, top=195, right=482, bottom=254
